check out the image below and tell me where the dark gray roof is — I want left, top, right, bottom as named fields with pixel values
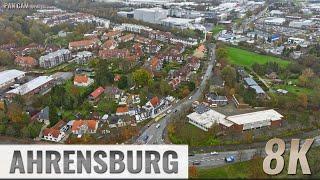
left=38, top=106, right=49, bottom=120
left=195, top=104, right=210, bottom=114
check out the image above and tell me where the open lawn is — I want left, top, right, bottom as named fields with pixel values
left=227, top=47, right=290, bottom=68
left=273, top=84, right=315, bottom=96
left=211, top=24, right=225, bottom=36
left=169, top=123, right=220, bottom=147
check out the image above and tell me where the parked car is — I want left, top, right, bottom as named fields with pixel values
left=166, top=109, right=172, bottom=114
left=188, top=153, right=195, bottom=157
left=156, top=124, right=161, bottom=129
left=143, top=135, right=149, bottom=142
left=225, top=156, right=235, bottom=163
left=192, top=161, right=201, bottom=165
left=210, top=151, right=219, bottom=155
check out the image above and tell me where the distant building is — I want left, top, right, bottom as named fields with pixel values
left=264, top=17, right=286, bottom=25
left=39, top=49, right=71, bottom=68
left=134, top=8, right=168, bottom=24
left=74, top=51, right=93, bottom=64
left=243, top=77, right=266, bottom=98
left=160, top=17, right=194, bottom=29
left=69, top=38, right=100, bottom=51
left=116, top=106, right=130, bottom=116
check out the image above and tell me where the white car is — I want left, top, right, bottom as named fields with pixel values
left=156, top=124, right=161, bottom=129
left=166, top=110, right=172, bottom=114
left=188, top=96, right=192, bottom=100
left=210, top=151, right=219, bottom=155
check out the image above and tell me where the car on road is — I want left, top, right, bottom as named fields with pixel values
left=192, top=161, right=201, bottom=165
left=143, top=135, right=149, bottom=142
left=188, top=153, right=195, bottom=157
left=166, top=110, right=172, bottom=114
left=174, top=109, right=178, bottom=113
left=225, top=156, right=235, bottom=163
left=188, top=96, right=192, bottom=100
left=156, top=124, right=161, bottom=129
left=210, top=151, right=219, bottom=155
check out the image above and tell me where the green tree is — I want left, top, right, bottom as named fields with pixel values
left=216, top=47, right=228, bottom=60
left=132, top=69, right=153, bottom=87
left=30, top=24, right=45, bottom=43
left=118, top=76, right=128, bottom=89
left=221, top=66, right=237, bottom=88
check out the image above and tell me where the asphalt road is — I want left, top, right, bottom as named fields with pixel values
left=135, top=43, right=216, bottom=145
left=189, top=136, right=320, bottom=168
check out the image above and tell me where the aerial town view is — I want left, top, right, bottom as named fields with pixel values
left=0, top=0, right=320, bottom=179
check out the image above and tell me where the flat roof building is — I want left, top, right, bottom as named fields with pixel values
left=264, top=17, right=286, bottom=25
left=187, top=109, right=283, bottom=132
left=160, top=17, right=194, bottom=29
left=6, top=76, right=53, bottom=96
left=0, top=69, right=26, bottom=89
left=134, top=8, right=168, bottom=24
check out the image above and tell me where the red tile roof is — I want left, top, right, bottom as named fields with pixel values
left=72, top=120, right=97, bottom=132
left=69, top=38, right=98, bottom=48
left=74, top=75, right=89, bottom=84
left=43, top=128, right=61, bottom=138
left=102, top=39, right=117, bottom=49
left=15, top=56, right=37, bottom=66
left=90, top=87, right=105, bottom=99
left=150, top=96, right=159, bottom=107
left=116, top=106, right=129, bottom=113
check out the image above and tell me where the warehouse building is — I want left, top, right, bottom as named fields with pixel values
left=6, top=76, right=54, bottom=97
left=0, top=69, right=26, bottom=89
left=134, top=8, right=168, bottom=24
left=187, top=108, right=283, bottom=132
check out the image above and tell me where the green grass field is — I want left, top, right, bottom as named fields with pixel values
left=211, top=25, right=225, bottom=35
left=226, top=47, right=290, bottom=68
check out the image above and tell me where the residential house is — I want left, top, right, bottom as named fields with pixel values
left=89, top=86, right=105, bottom=103
left=143, top=96, right=166, bottom=118
left=116, top=106, right=129, bottom=116
left=99, top=49, right=130, bottom=59
left=118, top=34, right=135, bottom=43
left=107, top=115, right=125, bottom=128
left=31, top=106, right=50, bottom=124
left=135, top=35, right=152, bottom=44
left=74, top=51, right=93, bottom=64
left=102, top=30, right=122, bottom=40
left=206, top=93, right=228, bottom=106
left=15, top=56, right=38, bottom=68
left=104, top=86, right=124, bottom=101
left=39, top=49, right=71, bottom=68
left=102, top=39, right=118, bottom=50
left=73, top=74, right=94, bottom=87
left=42, top=120, right=67, bottom=142
left=71, top=120, right=99, bottom=138
left=69, top=38, right=100, bottom=51
left=150, top=57, right=163, bottom=71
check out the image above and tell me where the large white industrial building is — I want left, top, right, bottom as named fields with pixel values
left=134, top=8, right=168, bottom=24
left=0, top=69, right=26, bottom=89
